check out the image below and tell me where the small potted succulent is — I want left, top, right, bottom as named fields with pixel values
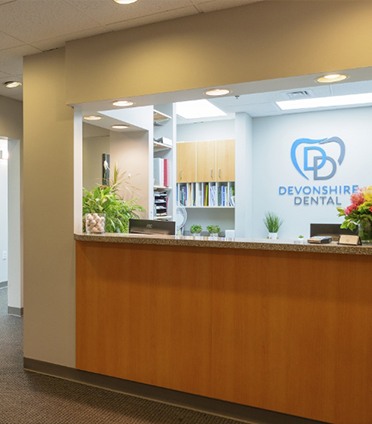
left=190, top=224, right=203, bottom=236
left=207, top=224, right=220, bottom=238
left=295, top=234, right=305, bottom=244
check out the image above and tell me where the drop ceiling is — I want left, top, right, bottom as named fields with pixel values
left=0, top=0, right=262, bottom=101
left=1, top=0, right=372, bottom=122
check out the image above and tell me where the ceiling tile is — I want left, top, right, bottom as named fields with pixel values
left=106, top=6, right=198, bottom=32
left=0, top=45, right=41, bottom=74
left=0, top=31, right=24, bottom=50
left=30, top=26, right=113, bottom=51
left=0, top=0, right=101, bottom=43
left=65, top=0, right=195, bottom=26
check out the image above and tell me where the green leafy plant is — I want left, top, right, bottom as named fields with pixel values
left=263, top=212, right=283, bottom=233
left=190, top=224, right=202, bottom=234
left=207, top=224, right=220, bottom=235
left=82, top=166, right=144, bottom=233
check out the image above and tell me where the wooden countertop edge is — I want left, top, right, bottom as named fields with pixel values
left=74, top=233, right=372, bottom=256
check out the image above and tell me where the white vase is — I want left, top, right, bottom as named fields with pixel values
left=268, top=232, right=278, bottom=240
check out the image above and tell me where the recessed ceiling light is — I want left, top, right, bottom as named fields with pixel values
left=316, top=73, right=348, bottom=83
left=276, top=92, right=372, bottom=111
left=113, top=0, right=138, bottom=4
left=111, top=124, right=129, bottom=130
left=112, top=100, right=134, bottom=107
left=83, top=115, right=102, bottom=121
left=176, top=99, right=227, bottom=119
left=3, top=81, right=22, bottom=88
left=205, top=88, right=230, bottom=97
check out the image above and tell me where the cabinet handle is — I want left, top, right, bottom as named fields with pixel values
left=218, top=169, right=221, bottom=179
left=210, top=169, right=213, bottom=179
left=180, top=170, right=183, bottom=181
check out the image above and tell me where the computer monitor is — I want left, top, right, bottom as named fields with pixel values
left=310, top=223, right=357, bottom=241
left=129, top=219, right=176, bottom=235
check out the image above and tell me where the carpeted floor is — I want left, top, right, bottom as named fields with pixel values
left=0, top=287, right=245, bottom=424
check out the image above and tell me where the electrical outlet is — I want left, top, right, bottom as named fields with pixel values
left=2, top=251, right=7, bottom=261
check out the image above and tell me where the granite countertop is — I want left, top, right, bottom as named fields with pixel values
left=74, top=233, right=372, bottom=256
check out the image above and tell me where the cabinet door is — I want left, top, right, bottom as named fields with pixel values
left=216, top=139, right=235, bottom=181
left=196, top=141, right=216, bottom=182
left=177, top=142, right=197, bottom=182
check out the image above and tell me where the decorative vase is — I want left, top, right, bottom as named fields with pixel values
left=268, top=232, right=278, bottom=240
left=358, top=219, right=372, bottom=244
left=85, top=213, right=106, bottom=234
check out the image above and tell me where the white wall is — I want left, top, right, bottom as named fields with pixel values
left=252, top=107, right=372, bottom=239
left=8, top=138, right=22, bottom=310
left=0, top=137, right=8, bottom=283
left=177, top=119, right=234, bottom=142
left=235, top=113, right=253, bottom=237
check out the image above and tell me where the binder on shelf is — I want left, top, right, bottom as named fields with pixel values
left=153, top=158, right=164, bottom=187
left=154, top=158, right=170, bottom=187
left=163, top=159, right=169, bottom=187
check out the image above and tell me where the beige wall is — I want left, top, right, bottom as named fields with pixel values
left=0, top=95, right=22, bottom=139
left=110, top=130, right=149, bottom=214
left=83, top=123, right=110, bottom=190
left=65, top=1, right=372, bottom=105
left=23, top=0, right=372, bottom=368
left=23, top=48, right=75, bottom=365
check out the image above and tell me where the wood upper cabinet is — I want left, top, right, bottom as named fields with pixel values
left=196, top=139, right=235, bottom=182
left=177, top=142, right=197, bottom=182
left=196, top=141, right=216, bottom=182
left=215, top=139, right=235, bottom=182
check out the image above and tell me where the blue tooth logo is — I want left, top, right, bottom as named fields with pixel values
left=290, top=136, right=345, bottom=181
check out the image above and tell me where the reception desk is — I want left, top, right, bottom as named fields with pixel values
left=75, top=234, right=372, bottom=424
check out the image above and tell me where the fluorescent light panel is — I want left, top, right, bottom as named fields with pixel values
left=277, top=92, right=372, bottom=111
left=176, top=99, right=226, bottom=119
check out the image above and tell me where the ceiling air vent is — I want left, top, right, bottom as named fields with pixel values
left=286, top=90, right=311, bottom=100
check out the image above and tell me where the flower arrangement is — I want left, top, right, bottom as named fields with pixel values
left=337, top=186, right=372, bottom=231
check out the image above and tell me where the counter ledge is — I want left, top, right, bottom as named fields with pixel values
left=74, top=233, right=372, bottom=255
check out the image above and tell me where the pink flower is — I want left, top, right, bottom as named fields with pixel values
left=344, top=204, right=357, bottom=215
left=350, top=191, right=365, bottom=206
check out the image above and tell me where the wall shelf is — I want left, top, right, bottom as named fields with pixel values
left=177, top=181, right=235, bottom=208
left=153, top=141, right=172, bottom=152
left=154, top=110, right=171, bottom=126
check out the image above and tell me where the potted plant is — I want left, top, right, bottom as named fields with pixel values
left=83, top=166, right=144, bottom=233
left=294, top=234, right=305, bottom=244
left=190, top=224, right=203, bottom=236
left=207, top=224, right=220, bottom=238
left=263, top=212, right=283, bottom=239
